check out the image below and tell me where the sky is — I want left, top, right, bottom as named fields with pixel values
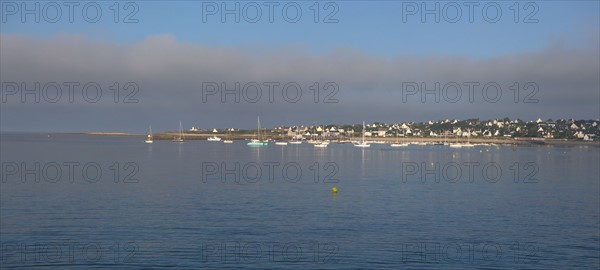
left=1, top=0, right=599, bottom=132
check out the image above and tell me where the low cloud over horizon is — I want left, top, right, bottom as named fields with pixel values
left=1, top=33, right=599, bottom=132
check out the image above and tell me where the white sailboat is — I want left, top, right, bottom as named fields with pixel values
left=449, top=134, right=463, bottom=148
left=449, top=143, right=463, bottom=148
left=288, top=128, right=302, bottom=144
left=313, top=124, right=330, bottom=148
left=172, top=121, right=185, bottom=143
left=353, top=121, right=371, bottom=148
left=390, top=130, right=408, bottom=147
left=145, top=126, right=154, bottom=143
left=289, top=135, right=303, bottom=144
left=411, top=136, right=427, bottom=145
left=390, top=142, right=408, bottom=147
left=450, top=130, right=474, bottom=148
left=275, top=128, right=288, bottom=145
left=247, top=116, right=268, bottom=146
left=314, top=141, right=328, bottom=147
left=435, top=130, right=449, bottom=146
left=223, top=129, right=233, bottom=144
left=462, top=129, right=475, bottom=147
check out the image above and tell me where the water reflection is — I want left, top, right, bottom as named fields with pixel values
left=2, top=136, right=598, bottom=269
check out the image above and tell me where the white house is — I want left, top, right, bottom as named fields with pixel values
left=584, top=134, right=596, bottom=141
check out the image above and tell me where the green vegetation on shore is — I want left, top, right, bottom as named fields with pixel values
left=85, top=118, right=600, bottom=145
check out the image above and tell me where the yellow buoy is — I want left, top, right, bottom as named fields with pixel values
left=331, top=187, right=338, bottom=193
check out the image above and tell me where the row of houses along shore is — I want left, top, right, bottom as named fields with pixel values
left=185, top=118, right=600, bottom=142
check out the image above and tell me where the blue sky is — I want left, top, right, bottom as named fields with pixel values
left=3, top=1, right=598, bottom=57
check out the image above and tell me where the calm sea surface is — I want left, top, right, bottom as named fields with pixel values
left=1, top=134, right=599, bottom=269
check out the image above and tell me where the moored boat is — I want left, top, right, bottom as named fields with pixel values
left=353, top=121, right=371, bottom=148
left=207, top=136, right=222, bottom=141
left=145, top=126, right=154, bottom=143
left=172, top=121, right=185, bottom=143
left=247, top=116, right=268, bottom=147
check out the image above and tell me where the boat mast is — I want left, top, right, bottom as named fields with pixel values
left=467, top=129, right=470, bottom=144
left=257, top=116, right=261, bottom=141
left=362, top=121, right=366, bottom=143
left=179, top=121, right=184, bottom=139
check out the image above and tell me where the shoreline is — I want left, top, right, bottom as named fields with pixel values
left=74, top=132, right=600, bottom=146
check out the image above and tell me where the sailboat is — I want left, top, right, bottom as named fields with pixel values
left=289, top=134, right=303, bottom=144
left=412, top=136, right=427, bottom=146
left=313, top=124, right=330, bottom=148
left=223, top=129, right=233, bottom=144
left=390, top=129, right=408, bottom=147
left=449, top=132, right=463, bottom=148
left=450, top=130, right=474, bottom=148
left=145, top=126, right=154, bottom=143
left=434, top=130, right=449, bottom=146
left=444, top=131, right=450, bottom=145
left=353, top=121, right=371, bottom=148
left=449, top=135, right=463, bottom=148
left=287, top=127, right=302, bottom=144
left=172, top=121, right=185, bottom=143
left=314, top=141, right=328, bottom=147
left=275, top=128, right=288, bottom=145
left=462, top=129, right=475, bottom=147
left=247, top=116, right=268, bottom=146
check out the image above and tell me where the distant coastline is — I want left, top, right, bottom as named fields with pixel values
left=5, top=117, right=599, bottom=146
left=84, top=132, right=142, bottom=136
left=73, top=132, right=600, bottom=146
